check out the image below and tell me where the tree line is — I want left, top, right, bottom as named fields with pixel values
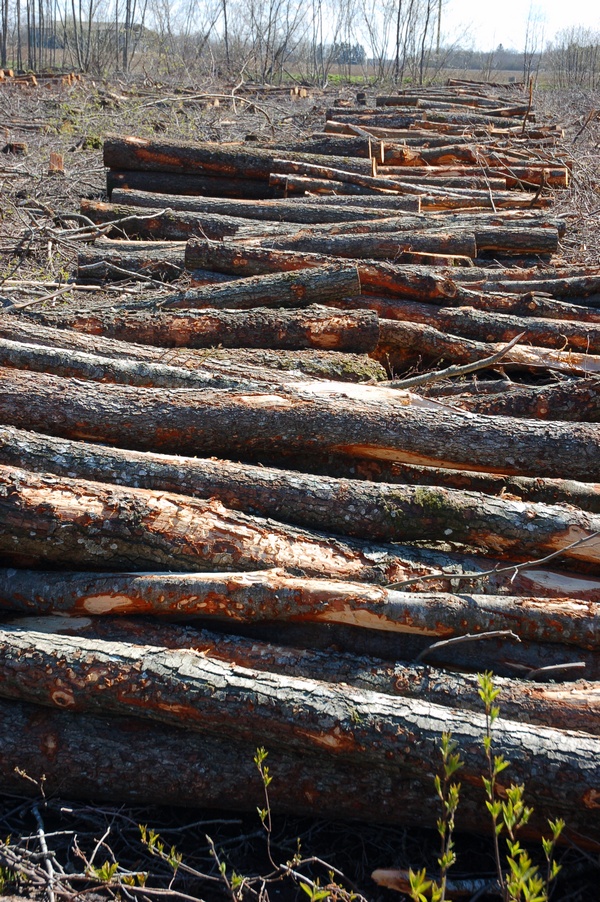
left=1, top=0, right=599, bottom=88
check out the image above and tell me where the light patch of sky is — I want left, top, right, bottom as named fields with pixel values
left=442, top=0, right=600, bottom=51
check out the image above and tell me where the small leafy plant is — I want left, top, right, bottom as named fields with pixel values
left=408, top=672, right=563, bottom=902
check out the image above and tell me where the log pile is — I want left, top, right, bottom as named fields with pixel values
left=2, top=81, right=600, bottom=845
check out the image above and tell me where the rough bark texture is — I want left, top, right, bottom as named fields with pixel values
left=78, top=238, right=186, bottom=282
left=0, top=626, right=598, bottom=837
left=0, top=316, right=385, bottom=383
left=103, top=136, right=374, bottom=179
left=107, top=168, right=280, bottom=199
left=2, top=367, right=600, bottom=479
left=375, top=319, right=600, bottom=378
left=1, top=463, right=597, bottom=599
left=241, top=229, right=478, bottom=260
left=2, top=426, right=600, bottom=564
left=0, top=697, right=595, bottom=840
left=1, top=569, right=598, bottom=652
left=18, top=305, right=379, bottom=353
left=109, top=187, right=421, bottom=221
left=448, top=378, right=600, bottom=421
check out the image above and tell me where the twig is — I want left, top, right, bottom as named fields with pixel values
left=524, top=662, right=586, bottom=681
left=32, top=803, right=55, bottom=902
left=415, top=630, right=521, bottom=663
left=382, top=332, right=526, bottom=390
left=386, top=529, right=600, bottom=590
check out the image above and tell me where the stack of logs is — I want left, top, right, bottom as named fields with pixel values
left=1, top=81, right=600, bottom=846
left=0, top=69, right=82, bottom=89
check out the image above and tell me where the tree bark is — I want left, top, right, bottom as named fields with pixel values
left=1, top=367, right=599, bottom=480
left=18, top=305, right=380, bottom=353
left=107, top=168, right=279, bottom=199
left=0, top=463, right=597, bottom=598
left=0, top=696, right=596, bottom=839
left=109, top=188, right=422, bottom=221
left=269, top=173, right=399, bottom=196
left=103, top=136, right=375, bottom=179
left=91, top=264, right=362, bottom=311
left=78, top=238, right=186, bottom=282
left=271, top=134, right=381, bottom=159
left=0, top=626, right=597, bottom=834
left=2, top=569, right=599, bottom=653
left=449, top=378, right=600, bottom=421
left=376, top=301, right=600, bottom=354
left=242, top=229, right=477, bottom=260
left=375, top=319, right=600, bottom=379
left=2, top=425, right=600, bottom=563
left=0, top=316, right=386, bottom=384
left=79, top=199, right=298, bottom=241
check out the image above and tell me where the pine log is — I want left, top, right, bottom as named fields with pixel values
left=269, top=173, right=399, bottom=196
left=2, top=367, right=600, bottom=480
left=2, top=463, right=599, bottom=598
left=0, top=626, right=598, bottom=836
left=79, top=199, right=300, bottom=241
left=2, top=569, right=599, bottom=653
left=272, top=134, right=381, bottom=159
left=244, top=229, right=477, bottom=260
left=449, top=379, right=600, bottom=421
left=103, top=136, right=375, bottom=179
left=109, top=188, right=422, bottom=221
left=2, top=426, right=600, bottom=562
left=78, top=238, right=186, bottom=282
left=107, top=168, right=280, bottom=199
left=0, top=316, right=386, bottom=383
left=377, top=171, right=509, bottom=190
left=375, top=319, right=600, bottom=379
left=2, top=618, right=599, bottom=741
left=375, top=301, right=600, bottom=354
left=15, top=305, right=379, bottom=353
left=121, top=264, right=362, bottom=311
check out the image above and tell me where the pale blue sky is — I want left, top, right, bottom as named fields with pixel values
left=443, top=0, right=600, bottom=51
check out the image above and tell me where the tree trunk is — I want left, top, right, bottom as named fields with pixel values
left=0, top=316, right=386, bottom=384
left=375, top=319, right=600, bottom=379
left=269, top=173, right=399, bottom=196
left=0, top=697, right=596, bottom=839
left=103, top=136, right=375, bottom=179
left=94, top=263, right=363, bottom=311
left=109, top=188, right=422, bottom=221
left=2, top=569, right=599, bottom=653
left=271, top=134, right=381, bottom=159
left=78, top=238, right=186, bottom=282
left=0, top=463, right=597, bottom=597
left=377, top=301, right=600, bottom=353
left=449, top=378, right=600, bottom=421
left=18, top=305, right=379, bottom=353
left=0, top=626, right=597, bottom=835
left=107, top=168, right=280, bottom=199
left=243, top=229, right=477, bottom=260
left=1, top=425, right=600, bottom=562
left=79, top=199, right=299, bottom=241
left=1, top=367, right=599, bottom=481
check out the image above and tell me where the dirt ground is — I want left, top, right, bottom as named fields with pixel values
left=1, top=76, right=600, bottom=901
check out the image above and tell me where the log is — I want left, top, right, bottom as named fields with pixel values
left=379, top=162, right=569, bottom=189
left=244, top=229, right=478, bottom=260
left=0, top=697, right=595, bottom=840
left=103, top=136, right=375, bottom=179
left=107, top=168, right=280, bottom=199
left=375, top=319, right=600, bottom=379
left=109, top=188, right=422, bottom=221
left=2, top=367, right=600, bottom=480
left=2, top=426, right=600, bottom=562
left=0, top=316, right=386, bottom=383
left=375, top=301, right=600, bottom=354
left=16, top=305, right=380, bottom=353
left=269, top=173, right=399, bottom=196
left=79, top=199, right=299, bottom=241
left=449, top=378, right=600, bottom=422
left=272, top=134, right=381, bottom=159
left=0, top=626, right=598, bottom=837
left=112, top=263, right=362, bottom=311
left=2, top=570, right=599, bottom=653
left=1, top=463, right=598, bottom=598
left=78, top=238, right=186, bottom=282
left=5, top=615, right=600, bottom=736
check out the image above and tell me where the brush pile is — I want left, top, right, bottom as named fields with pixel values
left=1, top=80, right=600, bottom=845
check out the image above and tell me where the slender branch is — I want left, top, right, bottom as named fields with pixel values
left=386, top=529, right=600, bottom=590
left=382, top=333, right=526, bottom=390
left=415, top=630, right=521, bottom=663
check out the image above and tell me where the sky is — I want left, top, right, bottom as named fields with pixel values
left=442, top=0, right=600, bottom=51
